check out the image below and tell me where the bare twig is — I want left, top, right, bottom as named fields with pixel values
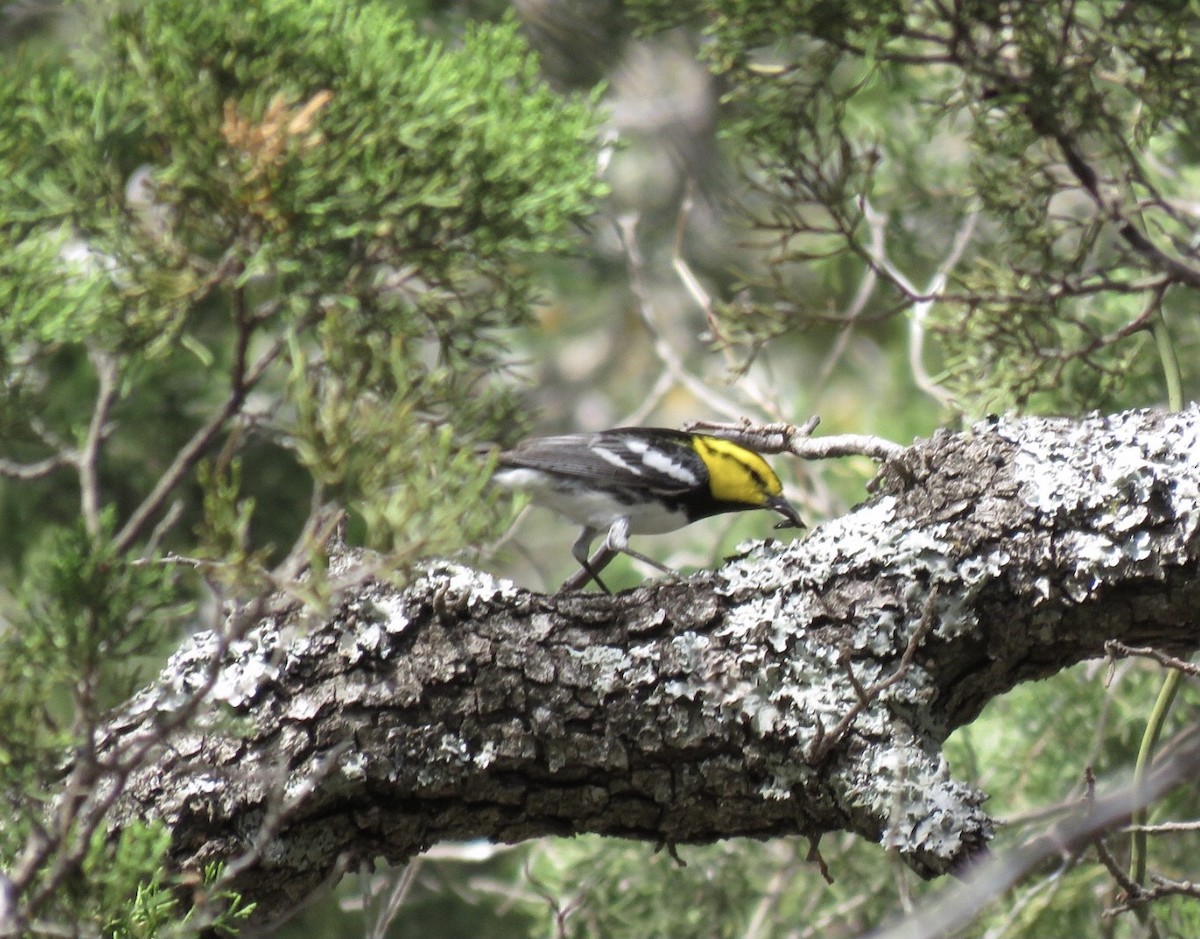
left=1105, top=641, right=1200, bottom=676
left=143, top=500, right=185, bottom=556
left=0, top=378, right=88, bottom=483
left=78, top=350, right=120, bottom=539
left=996, top=792, right=1094, bottom=830
left=111, top=332, right=283, bottom=554
left=806, top=838, right=834, bottom=887
left=671, top=187, right=713, bottom=321
left=668, top=187, right=785, bottom=420
left=741, top=860, right=794, bottom=939
left=619, top=368, right=676, bottom=427
left=1106, top=875, right=1200, bottom=916
left=814, top=207, right=882, bottom=392
left=684, top=416, right=905, bottom=462
left=28, top=416, right=70, bottom=454
left=1049, top=131, right=1200, bottom=292
left=616, top=213, right=749, bottom=423
left=202, top=741, right=353, bottom=891
left=8, top=592, right=280, bottom=928
left=857, top=199, right=977, bottom=410
left=1122, top=820, right=1200, bottom=834
left=361, top=860, right=421, bottom=939
left=1092, top=837, right=1144, bottom=902
left=0, top=454, right=69, bottom=481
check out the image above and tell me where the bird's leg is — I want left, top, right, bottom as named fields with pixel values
left=563, top=546, right=617, bottom=593
left=561, top=518, right=678, bottom=592
left=602, top=516, right=677, bottom=579
left=562, top=527, right=613, bottom=593
left=618, top=546, right=673, bottom=574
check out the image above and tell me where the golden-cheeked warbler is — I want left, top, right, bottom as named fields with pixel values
left=494, top=426, right=804, bottom=591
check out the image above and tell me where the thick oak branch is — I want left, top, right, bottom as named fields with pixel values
left=99, top=406, right=1200, bottom=923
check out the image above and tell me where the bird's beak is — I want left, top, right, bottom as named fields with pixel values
left=767, top=494, right=806, bottom=530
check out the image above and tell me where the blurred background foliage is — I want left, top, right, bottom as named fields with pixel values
left=3, top=0, right=1200, bottom=935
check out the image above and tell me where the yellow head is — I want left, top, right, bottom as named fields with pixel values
left=691, top=435, right=782, bottom=507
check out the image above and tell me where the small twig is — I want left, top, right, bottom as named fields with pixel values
left=143, top=500, right=184, bottom=556
left=842, top=653, right=871, bottom=704
left=1106, top=876, right=1200, bottom=916
left=857, top=198, right=977, bottom=409
left=1050, top=131, right=1200, bottom=292
left=364, top=860, right=421, bottom=939
left=78, top=350, right=120, bottom=539
left=209, top=740, right=352, bottom=886
left=913, top=208, right=977, bottom=406
left=814, top=210, right=882, bottom=392
left=669, top=186, right=784, bottom=420
left=1122, top=820, right=1200, bottom=834
left=112, top=332, right=283, bottom=554
left=0, top=454, right=69, bottom=481
left=1105, top=641, right=1200, bottom=676
left=997, top=792, right=1094, bottom=830
left=186, top=742, right=355, bottom=936
left=28, top=415, right=70, bottom=453
left=805, top=837, right=834, bottom=886
left=684, top=416, right=904, bottom=463
left=276, top=503, right=347, bottom=590
left=130, top=553, right=223, bottom=571
left=671, top=186, right=713, bottom=320
left=1077, top=281, right=1168, bottom=360
left=12, top=590, right=277, bottom=921
left=1093, top=836, right=1145, bottom=902
left=619, top=369, right=675, bottom=427
left=615, top=213, right=749, bottom=424
left=886, top=748, right=915, bottom=915
left=522, top=851, right=591, bottom=939
left=740, top=860, right=794, bottom=939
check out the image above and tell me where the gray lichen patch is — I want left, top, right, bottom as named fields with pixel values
left=1003, top=408, right=1200, bottom=579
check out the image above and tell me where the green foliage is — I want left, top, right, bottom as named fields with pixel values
left=0, top=222, right=122, bottom=352
left=929, top=267, right=1160, bottom=413
left=0, top=514, right=183, bottom=764
left=106, top=0, right=601, bottom=274
left=0, top=0, right=603, bottom=931
left=0, top=521, right=200, bottom=933
left=67, top=825, right=254, bottom=939
left=0, top=514, right=187, bottom=840
left=0, top=0, right=605, bottom=582
left=626, top=0, right=1200, bottom=416
left=285, top=299, right=517, bottom=560
left=195, top=455, right=269, bottom=578
left=16, top=512, right=189, bottom=682
left=85, top=824, right=175, bottom=937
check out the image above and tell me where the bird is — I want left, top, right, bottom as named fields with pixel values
left=493, top=426, right=804, bottom=591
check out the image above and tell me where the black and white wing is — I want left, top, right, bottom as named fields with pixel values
left=498, top=428, right=705, bottom=495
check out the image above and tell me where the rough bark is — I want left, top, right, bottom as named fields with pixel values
left=97, top=406, right=1200, bottom=924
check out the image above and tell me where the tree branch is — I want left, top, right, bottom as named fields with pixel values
left=87, top=405, right=1200, bottom=926
left=111, top=332, right=283, bottom=555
